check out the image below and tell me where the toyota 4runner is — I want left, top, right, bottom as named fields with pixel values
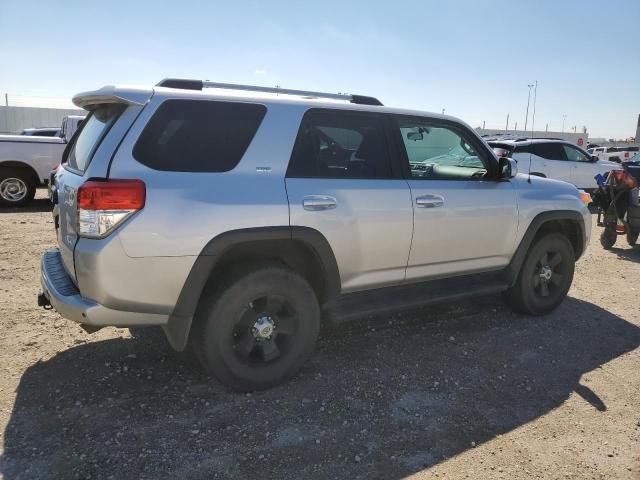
left=39, top=79, right=591, bottom=391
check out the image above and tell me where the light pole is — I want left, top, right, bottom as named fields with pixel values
left=562, top=114, right=567, bottom=133
left=524, top=84, right=534, bottom=132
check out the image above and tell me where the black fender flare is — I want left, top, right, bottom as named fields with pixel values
left=163, top=226, right=341, bottom=351
left=504, top=210, right=586, bottom=286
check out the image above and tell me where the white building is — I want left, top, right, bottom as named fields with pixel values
left=0, top=106, right=84, bottom=134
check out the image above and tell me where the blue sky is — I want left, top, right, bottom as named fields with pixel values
left=1, top=0, right=639, bottom=138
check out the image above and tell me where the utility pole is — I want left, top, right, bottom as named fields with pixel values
left=482, top=120, right=485, bottom=129
left=4, top=93, right=7, bottom=107
left=524, top=84, right=534, bottom=131
left=506, top=114, right=510, bottom=131
left=441, top=108, right=445, bottom=115
left=562, top=114, right=567, bottom=133
left=530, top=80, right=538, bottom=138
left=515, top=121, right=518, bottom=132
left=545, top=123, right=548, bottom=132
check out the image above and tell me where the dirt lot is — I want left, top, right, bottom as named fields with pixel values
left=0, top=192, right=639, bottom=480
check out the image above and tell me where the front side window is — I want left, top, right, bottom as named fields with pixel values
left=287, top=110, right=392, bottom=179
left=66, top=104, right=124, bottom=173
left=395, top=117, right=489, bottom=180
left=562, top=144, right=590, bottom=162
left=134, top=100, right=266, bottom=172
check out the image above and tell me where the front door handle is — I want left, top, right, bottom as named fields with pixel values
left=416, top=194, right=444, bottom=208
left=303, top=195, right=337, bottom=211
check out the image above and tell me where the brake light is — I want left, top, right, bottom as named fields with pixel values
left=77, top=179, right=145, bottom=237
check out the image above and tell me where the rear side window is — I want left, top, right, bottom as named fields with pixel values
left=287, top=110, right=392, bottom=179
left=66, top=104, right=124, bottom=173
left=517, top=143, right=566, bottom=160
left=133, top=99, right=266, bottom=172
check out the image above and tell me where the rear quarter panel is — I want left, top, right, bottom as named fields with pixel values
left=0, top=137, right=65, bottom=182
left=107, top=94, right=304, bottom=258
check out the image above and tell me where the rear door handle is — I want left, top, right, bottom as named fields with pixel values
left=416, top=194, right=444, bottom=208
left=303, top=195, right=337, bottom=211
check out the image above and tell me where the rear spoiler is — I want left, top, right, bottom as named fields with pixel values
left=72, top=85, right=153, bottom=110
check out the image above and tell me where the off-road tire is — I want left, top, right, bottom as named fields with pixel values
left=600, top=227, right=617, bottom=249
left=627, top=230, right=639, bottom=246
left=192, top=264, right=320, bottom=392
left=506, top=233, right=575, bottom=315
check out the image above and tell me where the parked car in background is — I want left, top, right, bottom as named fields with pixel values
left=0, top=115, right=84, bottom=206
left=39, top=79, right=590, bottom=391
left=20, top=127, right=61, bottom=137
left=588, top=146, right=639, bottom=163
left=489, top=138, right=620, bottom=191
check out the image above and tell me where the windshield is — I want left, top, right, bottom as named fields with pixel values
left=65, top=104, right=124, bottom=173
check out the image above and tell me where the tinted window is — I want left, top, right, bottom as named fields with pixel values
left=396, top=118, right=489, bottom=180
left=562, top=144, right=590, bottom=162
left=517, top=143, right=566, bottom=160
left=287, top=110, right=392, bottom=179
left=66, top=104, right=124, bottom=173
left=134, top=100, right=266, bottom=172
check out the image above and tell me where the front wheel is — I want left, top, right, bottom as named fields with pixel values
left=193, top=265, right=320, bottom=391
left=506, top=233, right=575, bottom=315
left=600, top=227, right=617, bottom=249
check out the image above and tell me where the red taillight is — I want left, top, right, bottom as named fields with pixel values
left=78, top=179, right=145, bottom=210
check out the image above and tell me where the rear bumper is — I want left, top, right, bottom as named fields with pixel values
left=39, top=248, right=168, bottom=327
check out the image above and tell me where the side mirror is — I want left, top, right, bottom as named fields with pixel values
left=499, top=157, right=518, bottom=179
left=591, top=155, right=599, bottom=162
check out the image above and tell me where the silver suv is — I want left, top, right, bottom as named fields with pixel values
left=39, top=79, right=591, bottom=391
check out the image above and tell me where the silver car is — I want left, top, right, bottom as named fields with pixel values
left=39, top=79, right=591, bottom=391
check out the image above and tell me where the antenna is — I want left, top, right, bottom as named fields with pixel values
left=527, top=80, right=538, bottom=184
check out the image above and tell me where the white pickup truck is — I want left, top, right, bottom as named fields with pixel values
left=0, top=115, right=84, bottom=206
left=588, top=146, right=639, bottom=163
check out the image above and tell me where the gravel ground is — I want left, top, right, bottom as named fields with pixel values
left=0, top=192, right=639, bottom=479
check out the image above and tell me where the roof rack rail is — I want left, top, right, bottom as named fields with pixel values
left=155, top=78, right=383, bottom=106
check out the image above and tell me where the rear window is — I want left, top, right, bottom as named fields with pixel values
left=65, top=104, right=124, bottom=173
left=133, top=99, right=266, bottom=172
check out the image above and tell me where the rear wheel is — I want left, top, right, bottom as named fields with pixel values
left=193, top=265, right=320, bottom=391
left=0, top=168, right=36, bottom=207
left=627, top=230, right=639, bottom=246
left=506, top=234, right=575, bottom=315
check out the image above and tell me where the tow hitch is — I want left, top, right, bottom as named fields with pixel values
left=37, top=291, right=52, bottom=309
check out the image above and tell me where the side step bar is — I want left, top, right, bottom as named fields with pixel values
left=326, top=273, right=508, bottom=322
